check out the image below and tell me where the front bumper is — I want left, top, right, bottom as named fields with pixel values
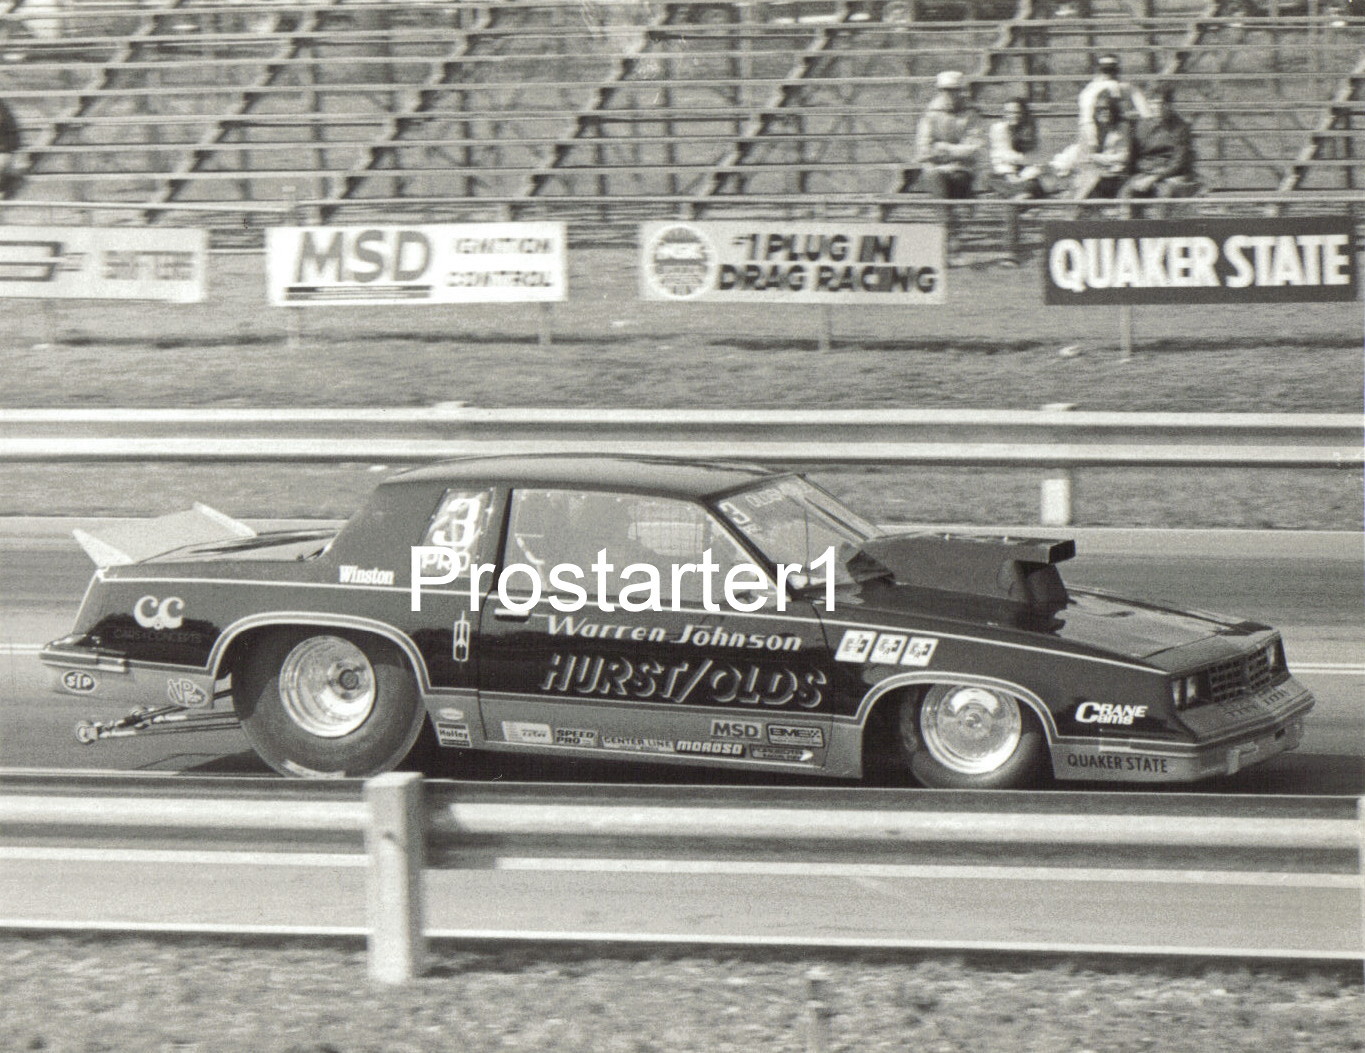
left=1051, top=679, right=1314, bottom=783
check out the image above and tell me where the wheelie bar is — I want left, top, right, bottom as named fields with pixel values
left=75, top=705, right=240, bottom=743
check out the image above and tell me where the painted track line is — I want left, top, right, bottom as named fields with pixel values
left=1, top=847, right=1353, bottom=888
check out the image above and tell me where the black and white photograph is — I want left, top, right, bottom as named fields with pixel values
left=0, top=0, right=1361, bottom=1048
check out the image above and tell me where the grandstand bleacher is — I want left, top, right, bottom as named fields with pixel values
left=0, top=0, right=1360, bottom=229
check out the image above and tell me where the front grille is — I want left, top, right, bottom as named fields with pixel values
left=1207, top=646, right=1278, bottom=706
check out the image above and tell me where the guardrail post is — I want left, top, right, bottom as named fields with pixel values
left=804, top=967, right=832, bottom=1053
left=1358, top=796, right=1364, bottom=978
left=1040, top=403, right=1075, bottom=526
left=364, top=772, right=426, bottom=984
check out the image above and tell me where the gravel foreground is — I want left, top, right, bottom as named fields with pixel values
left=0, top=936, right=1360, bottom=1053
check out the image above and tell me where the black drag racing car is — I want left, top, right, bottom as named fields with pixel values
left=42, top=456, right=1313, bottom=787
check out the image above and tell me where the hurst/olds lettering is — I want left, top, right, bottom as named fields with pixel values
left=540, top=653, right=826, bottom=709
left=1075, top=702, right=1149, bottom=726
left=545, top=614, right=801, bottom=651
left=339, top=565, right=396, bottom=586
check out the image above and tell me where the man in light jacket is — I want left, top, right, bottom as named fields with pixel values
left=1076, top=54, right=1150, bottom=148
left=915, top=70, right=985, bottom=200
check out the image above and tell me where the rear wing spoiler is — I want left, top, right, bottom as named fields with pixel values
left=73, top=503, right=256, bottom=567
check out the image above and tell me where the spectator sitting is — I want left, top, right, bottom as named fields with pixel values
left=915, top=70, right=985, bottom=200
left=0, top=95, right=19, bottom=199
left=1066, top=94, right=1133, bottom=200
left=1121, top=85, right=1200, bottom=200
left=1076, top=53, right=1150, bottom=149
left=988, top=97, right=1048, bottom=199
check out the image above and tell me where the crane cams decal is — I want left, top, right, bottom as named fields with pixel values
left=134, top=595, right=185, bottom=631
left=834, top=630, right=938, bottom=667
left=1074, top=702, right=1149, bottom=726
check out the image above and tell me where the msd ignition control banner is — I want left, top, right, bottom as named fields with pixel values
left=639, top=221, right=945, bottom=304
left=266, top=222, right=567, bottom=305
left=1042, top=217, right=1357, bottom=306
left=0, top=227, right=207, bottom=302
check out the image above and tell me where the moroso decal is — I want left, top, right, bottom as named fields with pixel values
left=675, top=740, right=746, bottom=757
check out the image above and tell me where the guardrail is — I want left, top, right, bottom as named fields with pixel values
left=1, top=406, right=1359, bottom=524
left=2, top=774, right=1361, bottom=979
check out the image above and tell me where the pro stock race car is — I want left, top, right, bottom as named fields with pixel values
left=42, top=456, right=1313, bottom=787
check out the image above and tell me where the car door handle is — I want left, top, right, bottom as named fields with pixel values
left=492, top=607, right=530, bottom=622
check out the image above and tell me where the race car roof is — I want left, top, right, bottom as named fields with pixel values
left=385, top=455, right=776, bottom=499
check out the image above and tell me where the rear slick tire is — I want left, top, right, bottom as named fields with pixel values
left=235, top=629, right=427, bottom=778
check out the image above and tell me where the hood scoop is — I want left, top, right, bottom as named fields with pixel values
left=852, top=532, right=1075, bottom=609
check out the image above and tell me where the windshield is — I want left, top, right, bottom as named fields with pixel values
left=713, top=477, right=881, bottom=587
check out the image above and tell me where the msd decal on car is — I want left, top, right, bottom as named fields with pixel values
left=42, top=455, right=1314, bottom=788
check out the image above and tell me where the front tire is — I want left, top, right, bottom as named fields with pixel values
left=897, top=684, right=1047, bottom=789
left=235, top=629, right=427, bottom=778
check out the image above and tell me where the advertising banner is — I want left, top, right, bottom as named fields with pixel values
left=1042, top=217, right=1358, bottom=306
left=639, top=221, right=945, bottom=304
left=265, top=222, right=567, bottom=306
left=0, top=226, right=207, bottom=302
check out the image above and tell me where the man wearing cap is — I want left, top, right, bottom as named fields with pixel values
left=915, top=70, right=985, bottom=200
left=1077, top=54, right=1150, bottom=148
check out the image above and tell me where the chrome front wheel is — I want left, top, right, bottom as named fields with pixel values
left=919, top=684, right=1022, bottom=774
left=896, top=683, right=1047, bottom=789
